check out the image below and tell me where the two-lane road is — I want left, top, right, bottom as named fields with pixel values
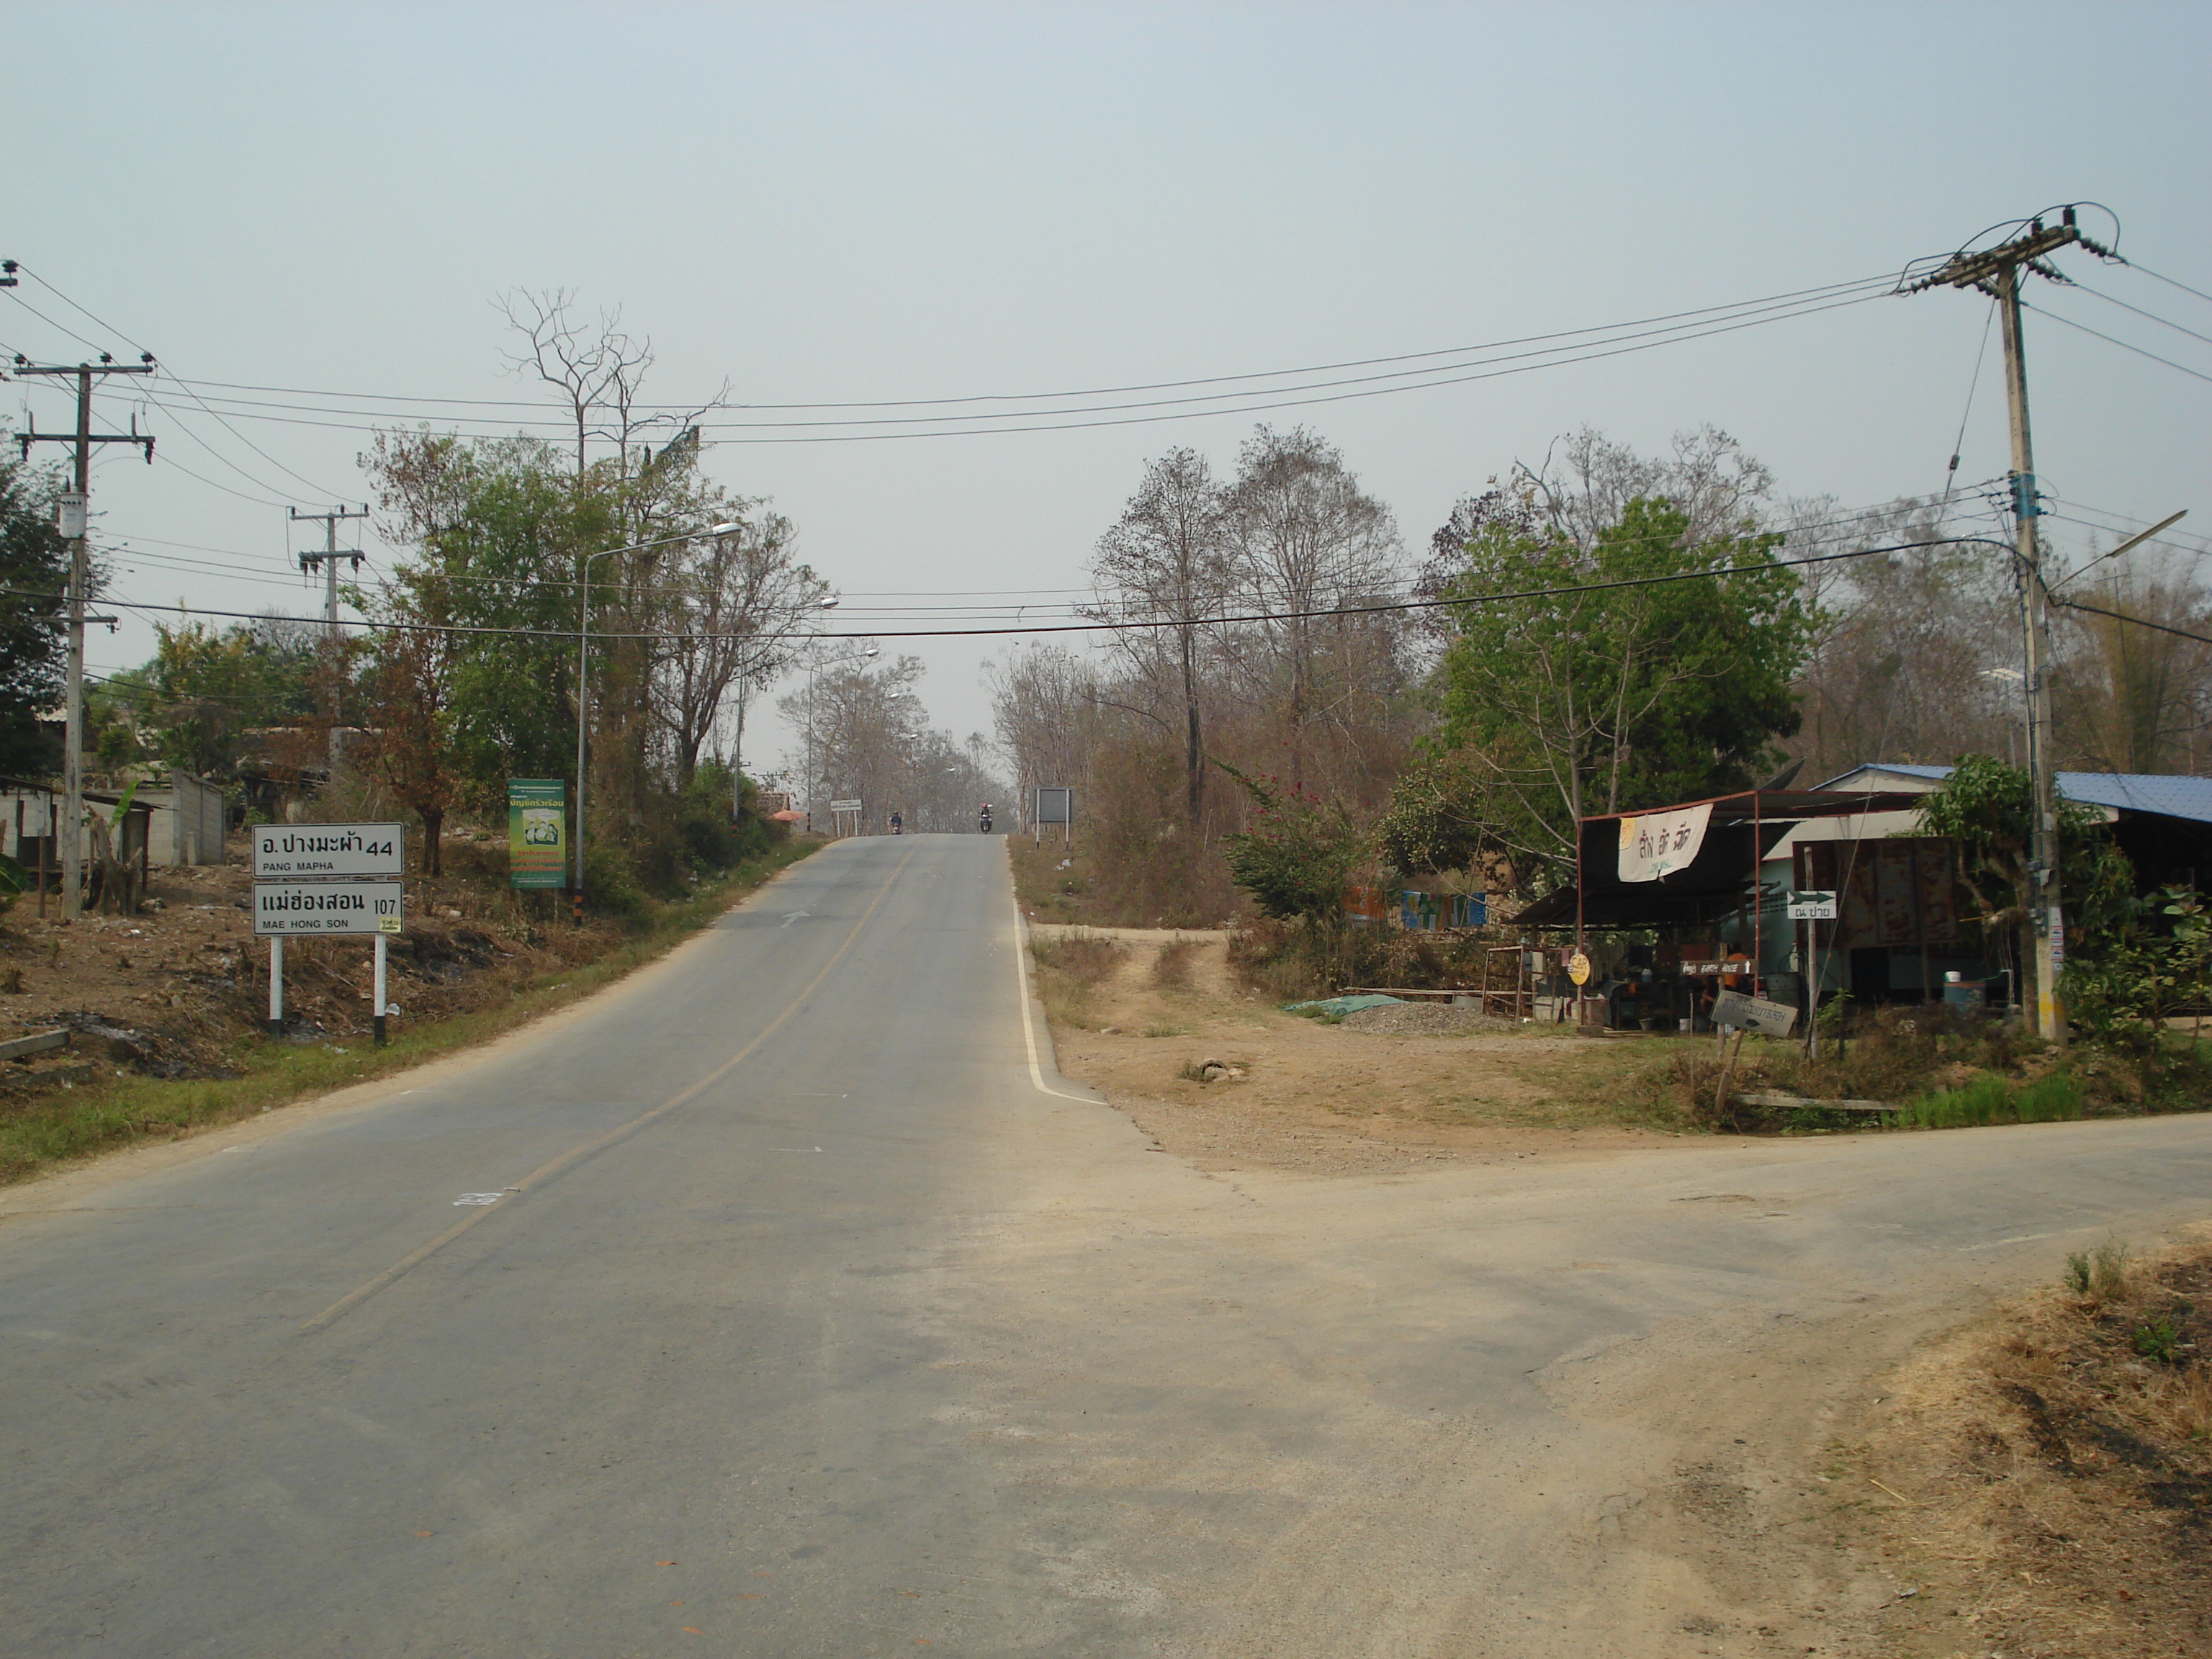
left=3, top=835, right=2208, bottom=1657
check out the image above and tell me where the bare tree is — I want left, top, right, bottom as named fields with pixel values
left=987, top=644, right=1109, bottom=828
left=1223, top=425, right=1405, bottom=792
left=1086, top=448, right=1233, bottom=827
left=644, top=508, right=826, bottom=788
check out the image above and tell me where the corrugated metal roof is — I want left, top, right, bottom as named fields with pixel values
left=1817, top=764, right=2212, bottom=826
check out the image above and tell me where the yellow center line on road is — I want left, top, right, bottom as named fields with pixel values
left=298, top=845, right=920, bottom=1337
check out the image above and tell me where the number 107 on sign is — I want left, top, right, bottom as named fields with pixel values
left=252, top=881, right=406, bottom=936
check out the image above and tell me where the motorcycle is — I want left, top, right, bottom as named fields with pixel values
left=979, top=812, right=993, bottom=834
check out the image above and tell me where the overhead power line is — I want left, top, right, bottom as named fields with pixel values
left=3, top=532, right=2031, bottom=647
left=2022, top=300, right=2212, bottom=385
left=158, top=272, right=1900, bottom=416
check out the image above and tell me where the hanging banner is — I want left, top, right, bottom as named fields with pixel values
left=508, top=778, right=567, bottom=890
left=1617, top=801, right=1712, bottom=883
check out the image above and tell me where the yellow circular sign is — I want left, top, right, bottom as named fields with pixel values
left=1567, top=950, right=1592, bottom=986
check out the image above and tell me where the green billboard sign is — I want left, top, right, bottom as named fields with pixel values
left=508, top=778, right=567, bottom=889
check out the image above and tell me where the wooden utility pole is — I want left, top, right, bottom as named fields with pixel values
left=11, top=352, right=156, bottom=920
left=289, top=505, right=370, bottom=770
left=1906, top=207, right=2118, bottom=1043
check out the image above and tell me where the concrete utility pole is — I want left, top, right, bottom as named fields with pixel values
left=1906, top=207, right=2119, bottom=1043
left=289, top=505, right=371, bottom=770
left=11, top=351, right=156, bottom=920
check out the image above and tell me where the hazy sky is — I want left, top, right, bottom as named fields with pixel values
left=6, top=1, right=2208, bottom=784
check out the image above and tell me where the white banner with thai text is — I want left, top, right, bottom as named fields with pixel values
left=1617, top=801, right=1712, bottom=883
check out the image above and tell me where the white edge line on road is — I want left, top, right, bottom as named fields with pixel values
left=1008, top=864, right=1101, bottom=1105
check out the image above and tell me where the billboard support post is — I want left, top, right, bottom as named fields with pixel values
left=268, top=938, right=284, bottom=1040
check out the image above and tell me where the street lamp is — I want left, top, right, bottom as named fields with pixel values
left=573, top=521, right=741, bottom=920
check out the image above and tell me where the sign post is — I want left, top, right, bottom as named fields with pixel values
left=252, top=822, right=406, bottom=1045
left=1033, top=786, right=1073, bottom=845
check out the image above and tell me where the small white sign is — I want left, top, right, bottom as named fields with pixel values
left=830, top=799, right=863, bottom=813
left=1786, top=889, right=1839, bottom=920
left=252, top=880, right=404, bottom=936
left=56, top=493, right=87, bottom=540
left=252, top=822, right=405, bottom=879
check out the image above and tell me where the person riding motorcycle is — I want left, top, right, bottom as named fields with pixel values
left=979, top=801, right=994, bottom=834
left=889, top=811, right=903, bottom=835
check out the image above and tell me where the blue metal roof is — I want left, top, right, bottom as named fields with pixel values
left=1818, top=764, right=2212, bottom=826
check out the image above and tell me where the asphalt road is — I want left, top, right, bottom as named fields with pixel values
left=3, top=834, right=2209, bottom=1658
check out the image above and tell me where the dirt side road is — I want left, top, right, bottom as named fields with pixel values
left=1031, top=924, right=2212, bottom=1655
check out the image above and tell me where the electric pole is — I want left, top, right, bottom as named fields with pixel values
left=1905, top=207, right=2118, bottom=1043
left=11, top=350, right=156, bottom=921
left=289, top=505, right=370, bottom=770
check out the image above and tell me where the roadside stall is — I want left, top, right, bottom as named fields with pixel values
left=1513, top=786, right=1929, bottom=1033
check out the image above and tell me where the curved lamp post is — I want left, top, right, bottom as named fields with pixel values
left=572, top=521, right=742, bottom=921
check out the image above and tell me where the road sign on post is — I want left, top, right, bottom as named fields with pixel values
left=251, top=879, right=405, bottom=936
left=1033, top=786, right=1072, bottom=845
left=252, top=822, right=405, bottom=1046
left=1785, top=889, right=1838, bottom=920
left=252, top=823, right=404, bottom=880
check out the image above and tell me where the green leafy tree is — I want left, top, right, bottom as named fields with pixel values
left=0, top=433, right=79, bottom=775
left=1219, top=765, right=1364, bottom=925
left=140, top=619, right=318, bottom=781
left=1915, top=754, right=2115, bottom=1026
left=1417, top=497, right=1811, bottom=888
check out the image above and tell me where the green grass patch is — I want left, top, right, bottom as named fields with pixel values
left=1895, top=1068, right=2085, bottom=1130
left=0, top=837, right=819, bottom=1185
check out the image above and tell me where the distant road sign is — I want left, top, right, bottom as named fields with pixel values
left=1786, top=890, right=1839, bottom=920
left=252, top=822, right=405, bottom=880
left=252, top=879, right=405, bottom=936
left=830, top=799, right=863, bottom=812
left=1033, top=786, right=1073, bottom=826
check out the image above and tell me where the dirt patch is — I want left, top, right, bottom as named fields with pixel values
left=1034, top=925, right=1680, bottom=1175
left=1838, top=1229, right=2212, bottom=1657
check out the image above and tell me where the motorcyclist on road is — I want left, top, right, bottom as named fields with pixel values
left=889, top=811, right=903, bottom=835
left=979, top=801, right=994, bottom=834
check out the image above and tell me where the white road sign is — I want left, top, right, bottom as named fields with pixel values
left=253, top=822, right=405, bottom=880
left=830, top=799, right=863, bottom=812
left=252, top=880, right=405, bottom=936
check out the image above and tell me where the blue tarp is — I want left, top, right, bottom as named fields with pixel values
left=1282, top=994, right=1405, bottom=1017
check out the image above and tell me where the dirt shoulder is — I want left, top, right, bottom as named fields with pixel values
left=1833, top=1228, right=2212, bottom=1657
left=1032, top=922, right=1683, bottom=1177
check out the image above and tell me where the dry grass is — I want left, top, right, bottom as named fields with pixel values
left=1027, top=928, right=1125, bottom=1029
left=1843, top=1232, right=2212, bottom=1658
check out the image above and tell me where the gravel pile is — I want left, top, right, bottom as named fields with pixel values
left=1338, top=1003, right=1519, bottom=1037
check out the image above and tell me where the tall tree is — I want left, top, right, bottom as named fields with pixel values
left=1087, top=447, right=1232, bottom=827
left=1423, top=497, right=1811, bottom=886
left=1225, top=426, right=1404, bottom=792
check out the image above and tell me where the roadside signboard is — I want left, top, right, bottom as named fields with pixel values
left=508, top=779, right=567, bottom=889
left=1033, top=786, right=1072, bottom=825
left=252, top=878, right=405, bottom=936
left=252, top=822, right=405, bottom=880
left=1786, top=889, right=1838, bottom=921
left=1567, top=950, right=1592, bottom=986
left=1712, top=986, right=1799, bottom=1036
left=830, top=799, right=863, bottom=812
